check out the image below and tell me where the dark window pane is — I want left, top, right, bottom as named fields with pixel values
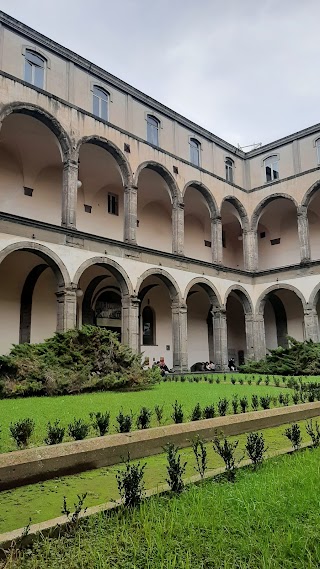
left=266, top=166, right=272, bottom=182
left=24, top=61, right=32, bottom=83
left=34, top=65, right=44, bottom=88
left=26, top=51, right=44, bottom=67
left=101, top=99, right=108, bottom=120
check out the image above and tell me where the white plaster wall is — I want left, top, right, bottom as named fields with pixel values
left=31, top=268, right=57, bottom=343
left=275, top=290, right=304, bottom=341
left=299, top=133, right=320, bottom=172
left=264, top=300, right=278, bottom=351
left=249, top=144, right=294, bottom=189
left=257, top=200, right=300, bottom=269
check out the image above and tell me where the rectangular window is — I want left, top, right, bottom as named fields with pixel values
left=108, top=193, right=119, bottom=216
left=222, top=231, right=226, bottom=248
left=270, top=238, right=280, bottom=245
left=204, top=240, right=211, bottom=247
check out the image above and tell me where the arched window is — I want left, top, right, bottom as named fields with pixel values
left=264, top=155, right=279, bottom=182
left=190, top=138, right=200, bottom=166
left=24, top=50, right=45, bottom=89
left=93, top=86, right=109, bottom=121
left=147, top=115, right=159, bottom=146
left=225, top=158, right=234, bottom=183
left=316, top=139, right=320, bottom=164
left=142, top=306, right=155, bottom=345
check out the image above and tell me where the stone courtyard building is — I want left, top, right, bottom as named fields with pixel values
left=0, top=11, right=319, bottom=370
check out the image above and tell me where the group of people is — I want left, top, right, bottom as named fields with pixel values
left=143, top=356, right=237, bottom=375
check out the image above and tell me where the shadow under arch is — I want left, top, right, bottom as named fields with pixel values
left=255, top=283, right=307, bottom=315
left=0, top=241, right=70, bottom=289
left=184, top=277, right=222, bottom=307
left=301, top=179, right=320, bottom=209
left=76, top=135, right=132, bottom=187
left=73, top=256, right=133, bottom=297
left=250, top=193, right=298, bottom=231
left=183, top=181, right=218, bottom=218
left=0, top=102, right=72, bottom=160
left=224, top=284, right=253, bottom=314
left=135, top=267, right=182, bottom=302
left=220, top=196, right=249, bottom=230
left=133, top=161, right=181, bottom=203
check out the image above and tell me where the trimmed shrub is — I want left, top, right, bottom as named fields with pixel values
left=10, top=418, right=35, bottom=448
left=284, top=423, right=302, bottom=451
left=154, top=404, right=164, bottom=426
left=190, top=403, right=202, bottom=422
left=306, top=419, right=320, bottom=447
left=231, top=377, right=236, bottom=385
left=90, top=411, right=110, bottom=436
left=136, top=407, right=152, bottom=430
left=203, top=404, right=215, bottom=419
left=260, top=395, right=272, bottom=410
left=239, top=396, right=248, bottom=413
left=45, top=420, right=65, bottom=445
left=239, top=378, right=244, bottom=385
left=213, top=436, right=239, bottom=482
left=116, top=410, right=133, bottom=433
left=172, top=400, right=184, bottom=424
left=292, top=391, right=300, bottom=405
left=231, top=396, right=239, bottom=415
left=217, top=398, right=229, bottom=416
left=116, top=455, right=146, bottom=508
left=192, top=436, right=207, bottom=479
left=251, top=394, right=259, bottom=412
left=245, top=432, right=268, bottom=468
left=68, top=418, right=90, bottom=441
left=165, top=443, right=186, bottom=493
left=215, top=377, right=220, bottom=384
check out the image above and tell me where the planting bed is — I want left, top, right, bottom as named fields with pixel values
left=4, top=444, right=320, bottom=568
left=0, top=376, right=295, bottom=452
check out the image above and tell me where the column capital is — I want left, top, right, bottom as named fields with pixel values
left=211, top=307, right=226, bottom=317
left=171, top=301, right=187, bottom=312
left=122, top=294, right=140, bottom=308
left=172, top=200, right=184, bottom=210
left=63, top=158, right=78, bottom=170
left=211, top=214, right=222, bottom=222
left=124, top=184, right=138, bottom=194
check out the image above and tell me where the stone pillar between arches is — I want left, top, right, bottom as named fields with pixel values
left=172, top=201, right=184, bottom=255
left=122, top=295, right=140, bottom=354
left=304, top=308, right=320, bottom=343
left=62, top=159, right=78, bottom=229
left=124, top=185, right=138, bottom=244
left=211, top=309, right=228, bottom=371
left=172, top=301, right=188, bottom=371
left=56, top=287, right=77, bottom=333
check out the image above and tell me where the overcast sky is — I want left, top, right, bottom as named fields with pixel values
left=0, top=0, right=319, bottom=147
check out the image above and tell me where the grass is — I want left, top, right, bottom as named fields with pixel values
left=0, top=417, right=318, bottom=535
left=0, top=377, right=292, bottom=453
left=6, top=446, right=320, bottom=568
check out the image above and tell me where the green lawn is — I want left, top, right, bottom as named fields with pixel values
left=0, top=417, right=317, bottom=535
left=6, top=446, right=320, bottom=568
left=0, top=377, right=292, bottom=453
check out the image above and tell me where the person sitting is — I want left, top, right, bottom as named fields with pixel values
left=208, top=361, right=215, bottom=371
left=159, top=358, right=170, bottom=377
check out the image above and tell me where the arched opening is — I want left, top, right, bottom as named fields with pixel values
left=76, top=261, right=130, bottom=341
left=260, top=288, right=305, bottom=350
left=0, top=247, right=66, bottom=354
left=136, top=164, right=175, bottom=253
left=77, top=140, right=126, bottom=240
left=138, top=272, right=179, bottom=369
left=306, top=188, right=320, bottom=260
left=254, top=197, right=299, bottom=270
left=186, top=282, right=219, bottom=368
left=226, top=291, right=248, bottom=366
left=184, top=184, right=214, bottom=262
left=0, top=112, right=63, bottom=225
left=221, top=199, right=245, bottom=269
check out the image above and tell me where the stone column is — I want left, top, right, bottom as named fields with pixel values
left=211, top=215, right=223, bottom=264
left=172, top=301, right=188, bottom=371
left=245, top=313, right=266, bottom=361
left=243, top=229, right=258, bottom=272
left=304, top=308, right=320, bottom=343
left=211, top=309, right=228, bottom=371
left=62, top=158, right=78, bottom=229
left=56, top=287, right=77, bottom=332
left=297, top=206, right=311, bottom=263
left=172, top=200, right=184, bottom=255
left=122, top=295, right=140, bottom=353
left=124, top=185, right=138, bottom=244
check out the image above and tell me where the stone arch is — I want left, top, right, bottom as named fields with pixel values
left=255, top=283, right=307, bottom=315
left=81, top=275, right=107, bottom=325
left=307, top=283, right=320, bottom=309
left=135, top=267, right=182, bottom=302
left=224, top=285, right=253, bottom=314
left=0, top=241, right=70, bottom=289
left=220, top=196, right=249, bottom=230
left=183, top=181, right=218, bottom=218
left=133, top=161, right=180, bottom=203
left=184, top=277, right=222, bottom=307
left=251, top=193, right=298, bottom=231
left=73, top=256, right=133, bottom=297
left=0, top=102, right=72, bottom=160
left=301, top=180, right=320, bottom=209
left=76, top=135, right=132, bottom=187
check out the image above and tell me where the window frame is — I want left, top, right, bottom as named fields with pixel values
left=264, top=155, right=280, bottom=183
left=142, top=306, right=156, bottom=346
left=24, top=49, right=46, bottom=89
left=225, top=157, right=234, bottom=183
left=107, top=192, right=119, bottom=216
left=316, top=138, right=320, bottom=165
left=146, top=114, right=160, bottom=146
left=189, top=137, right=201, bottom=167
left=92, top=85, right=109, bottom=121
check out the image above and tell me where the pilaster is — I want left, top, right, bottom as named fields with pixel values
left=211, top=309, right=228, bottom=371
left=122, top=295, right=140, bottom=353
left=297, top=206, right=311, bottom=263
left=243, top=229, right=258, bottom=271
left=62, top=159, right=78, bottom=229
left=211, top=215, right=223, bottom=264
left=124, top=185, right=138, bottom=244
left=56, top=287, right=77, bottom=332
left=172, top=201, right=184, bottom=255
left=171, top=301, right=188, bottom=371
left=304, top=308, right=320, bottom=343
left=245, top=313, right=266, bottom=361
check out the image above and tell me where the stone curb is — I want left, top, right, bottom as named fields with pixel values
left=0, top=442, right=312, bottom=554
left=0, top=401, right=319, bottom=490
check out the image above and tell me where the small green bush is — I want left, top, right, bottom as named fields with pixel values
left=292, top=391, right=300, bottom=405
left=190, top=403, right=202, bottom=422
left=231, top=377, right=236, bottom=385
left=172, top=400, right=184, bottom=424
left=217, top=398, right=229, bottom=416
left=116, top=455, right=146, bottom=508
left=239, top=378, right=244, bottom=385
left=213, top=436, right=239, bottom=482
left=136, top=407, right=152, bottom=430
left=231, top=396, right=239, bottom=414
left=239, top=396, right=248, bottom=413
left=306, top=420, right=320, bottom=447
left=165, top=443, right=186, bottom=493
left=9, top=418, right=35, bottom=448
left=245, top=432, right=268, bottom=468
left=208, top=377, right=214, bottom=384
left=45, top=420, right=65, bottom=445
left=116, top=410, right=133, bottom=433
left=260, top=395, right=272, bottom=410
left=192, top=436, right=207, bottom=479
left=284, top=423, right=302, bottom=451
left=203, top=404, right=215, bottom=419
left=90, top=411, right=110, bottom=436
left=251, top=394, right=259, bottom=412
left=154, top=404, right=164, bottom=426
left=68, top=418, right=90, bottom=441
left=215, top=377, right=220, bottom=384
left=247, top=378, right=252, bottom=385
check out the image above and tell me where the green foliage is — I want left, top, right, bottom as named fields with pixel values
left=240, top=337, right=320, bottom=376
left=192, top=436, right=207, bottom=479
left=116, top=410, right=133, bottom=433
left=136, top=407, right=152, bottom=430
left=44, top=420, right=65, bottom=445
left=171, top=400, right=184, bottom=424
left=284, top=423, right=302, bottom=451
left=90, top=411, right=110, bottom=436
left=165, top=443, right=186, bottom=493
left=62, top=493, right=87, bottom=528
left=231, top=395, right=239, bottom=414
left=0, top=326, right=160, bottom=398
left=203, top=404, right=215, bottom=419
left=190, top=402, right=202, bottom=421
left=154, top=404, right=164, bottom=426
left=213, top=435, right=239, bottom=481
left=239, top=396, right=248, bottom=413
left=260, top=395, right=272, bottom=409
left=116, top=455, right=146, bottom=508
left=9, top=418, right=35, bottom=448
left=306, top=420, right=320, bottom=447
left=217, top=397, right=229, bottom=416
left=245, top=432, right=268, bottom=468
left=251, top=394, right=259, bottom=411
left=68, top=418, right=90, bottom=441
